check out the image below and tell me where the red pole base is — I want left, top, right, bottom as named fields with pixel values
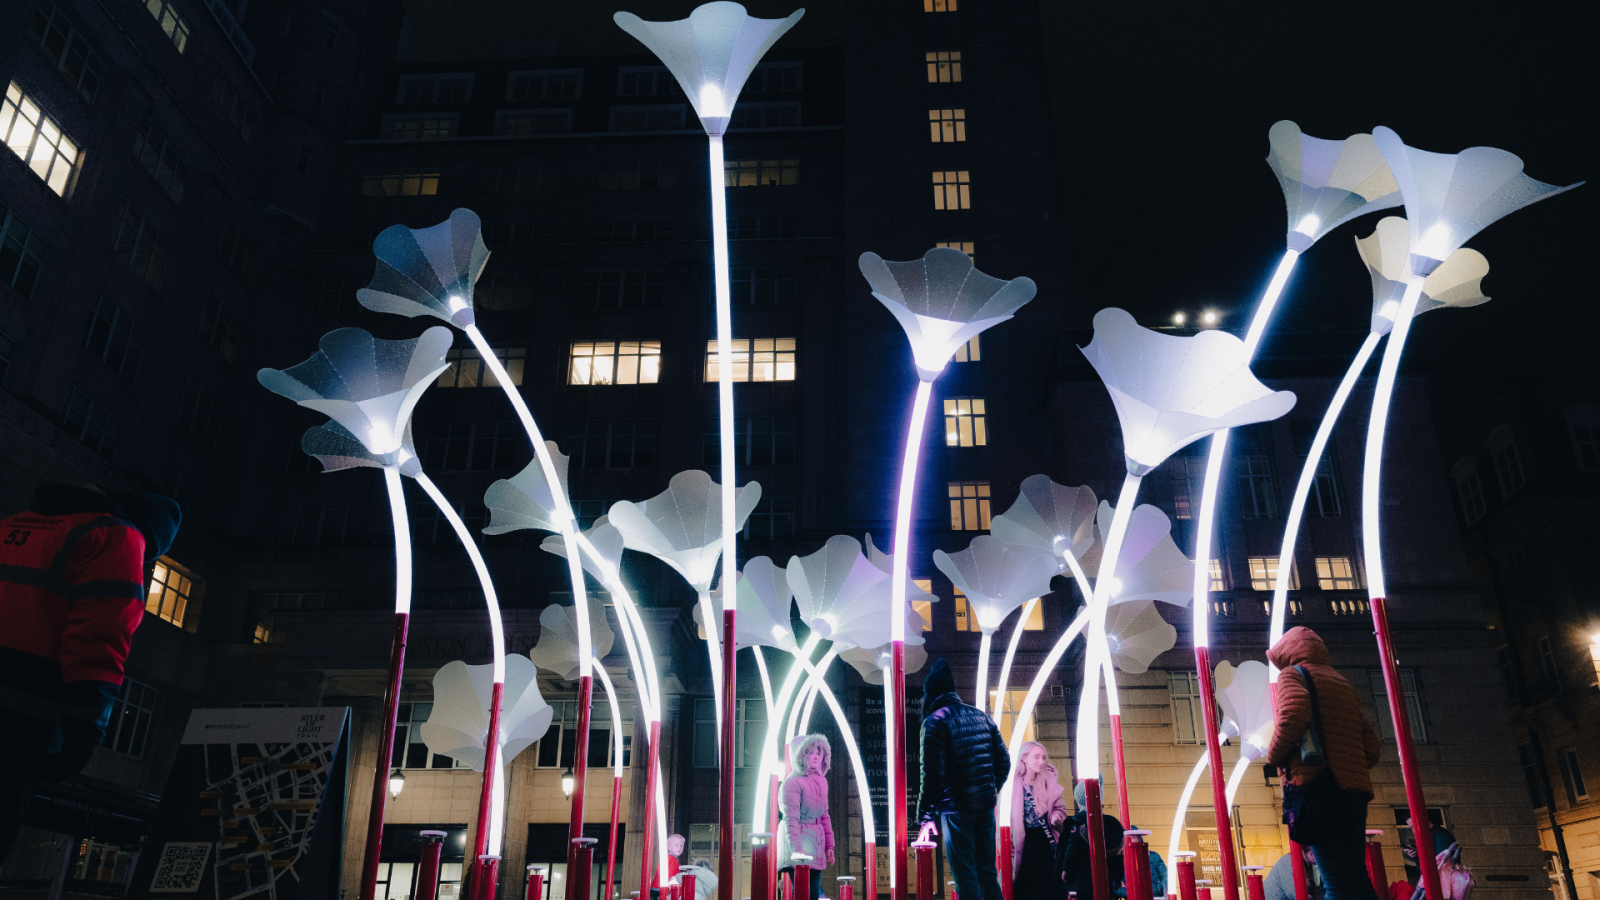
left=841, top=878, right=855, bottom=900
left=1289, top=843, right=1309, bottom=900
left=1125, top=832, right=1153, bottom=900
left=1082, top=779, right=1110, bottom=900
left=682, top=871, right=697, bottom=900
left=1199, top=888, right=1213, bottom=900
left=998, top=825, right=1013, bottom=900
left=360, top=612, right=410, bottom=900
left=751, top=840, right=773, bottom=900
left=795, top=864, right=812, bottom=900
left=476, top=857, right=501, bottom=900
left=892, top=642, right=909, bottom=900
left=1176, top=856, right=1198, bottom=900
left=526, top=868, right=545, bottom=900
left=1244, top=868, right=1266, bottom=900
left=473, top=682, right=507, bottom=865
left=640, top=720, right=662, bottom=900
left=1192, top=646, right=1242, bottom=900
left=417, top=832, right=445, bottom=900
left=865, top=842, right=878, bottom=900
left=572, top=841, right=595, bottom=900
left=1370, top=597, right=1443, bottom=900
left=605, top=776, right=623, bottom=900
left=1365, top=832, right=1387, bottom=897
left=720, top=609, right=738, bottom=900
left=569, top=676, right=594, bottom=900
left=913, top=843, right=935, bottom=900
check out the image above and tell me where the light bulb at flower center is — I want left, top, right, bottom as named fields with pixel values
left=1417, top=223, right=1453, bottom=260
left=1293, top=214, right=1321, bottom=236
left=698, top=84, right=725, bottom=118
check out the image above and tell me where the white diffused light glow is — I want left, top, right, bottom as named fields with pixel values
left=698, top=84, right=725, bottom=118
left=1202, top=311, right=1218, bottom=325
left=1167, top=729, right=1233, bottom=864
left=595, top=665, right=625, bottom=779
left=1268, top=332, right=1383, bottom=675
left=1362, top=279, right=1427, bottom=600
left=751, top=633, right=824, bottom=832
left=991, top=598, right=1039, bottom=720
left=1173, top=313, right=1186, bottom=326
left=1294, top=214, right=1322, bottom=236
left=1224, top=755, right=1253, bottom=806
left=383, top=467, right=413, bottom=615
left=890, top=381, right=936, bottom=641
left=1076, top=474, right=1140, bottom=785
left=1417, top=223, right=1452, bottom=261
left=974, top=630, right=993, bottom=711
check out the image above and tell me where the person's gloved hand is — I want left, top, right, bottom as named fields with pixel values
left=35, top=681, right=115, bottom=784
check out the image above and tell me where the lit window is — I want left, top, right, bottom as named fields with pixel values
left=704, top=339, right=796, bottom=383
left=944, top=397, right=987, bottom=447
left=725, top=158, right=799, bottom=187
left=704, top=416, right=795, bottom=467
left=952, top=334, right=980, bottom=362
left=1168, top=671, right=1204, bottom=745
left=29, top=3, right=102, bottom=102
left=145, top=558, right=194, bottom=627
left=954, top=588, right=1041, bottom=632
left=84, top=295, right=141, bottom=381
left=496, top=109, right=573, bottom=135
left=1369, top=668, right=1428, bottom=743
left=142, top=0, right=190, bottom=52
left=1486, top=425, right=1526, bottom=498
left=1314, top=557, right=1359, bottom=591
left=991, top=689, right=1036, bottom=744
left=2, top=81, right=81, bottom=196
left=924, top=0, right=957, bottom=10
left=361, top=167, right=440, bottom=197
left=926, top=51, right=962, bottom=83
left=598, top=159, right=677, bottom=190
left=103, top=678, right=156, bottom=757
left=397, top=73, right=473, bottom=104
left=580, top=270, right=665, bottom=308
left=253, top=621, right=271, bottom=644
left=381, top=114, right=457, bottom=139
left=569, top=419, right=657, bottom=470
left=64, top=386, right=120, bottom=457
left=912, top=579, right=934, bottom=633
left=937, top=241, right=975, bottom=260
left=1208, top=559, right=1227, bottom=591
left=610, top=104, right=686, bottom=131
left=569, top=341, right=661, bottom=386
left=1565, top=406, right=1600, bottom=472
left=1237, top=454, right=1277, bottom=518
left=732, top=267, right=796, bottom=305
left=933, top=170, right=971, bottom=210
left=507, top=69, right=583, bottom=100
left=1247, top=556, right=1296, bottom=591
left=616, top=67, right=683, bottom=97
left=421, top=421, right=521, bottom=472
left=929, top=108, right=966, bottom=142
left=745, top=497, right=796, bottom=540
left=746, top=62, right=802, bottom=93
left=1561, top=747, right=1588, bottom=804
left=948, top=481, right=991, bottom=531
left=1451, top=457, right=1487, bottom=525
left=729, top=101, right=800, bottom=129
left=437, top=347, right=525, bottom=388
left=730, top=216, right=798, bottom=240
left=0, top=199, right=45, bottom=297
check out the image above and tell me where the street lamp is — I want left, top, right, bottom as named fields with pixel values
left=561, top=767, right=575, bottom=800
left=388, top=769, right=405, bottom=801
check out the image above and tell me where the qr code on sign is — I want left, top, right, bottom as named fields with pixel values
left=150, top=842, right=212, bottom=893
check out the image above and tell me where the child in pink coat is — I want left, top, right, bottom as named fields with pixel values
left=775, top=734, right=835, bottom=900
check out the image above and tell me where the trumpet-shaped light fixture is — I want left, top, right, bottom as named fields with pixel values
left=301, top=420, right=421, bottom=477
left=1091, top=501, right=1194, bottom=608
left=1266, top=121, right=1402, bottom=253
left=482, top=445, right=574, bottom=536
left=357, top=208, right=489, bottom=326
left=1214, top=660, right=1274, bottom=760
left=988, top=476, right=1099, bottom=576
left=529, top=597, right=617, bottom=682
left=841, top=641, right=929, bottom=684
left=932, top=535, right=1058, bottom=705
left=787, top=535, right=892, bottom=648
left=1102, top=599, right=1177, bottom=675
left=729, top=556, right=798, bottom=653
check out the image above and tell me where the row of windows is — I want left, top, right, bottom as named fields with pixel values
left=1455, top=412, right=1600, bottom=526
left=364, top=156, right=804, bottom=198
left=396, top=62, right=801, bottom=106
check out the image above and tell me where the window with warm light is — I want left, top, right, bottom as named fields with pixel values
left=1169, top=671, right=1204, bottom=745
left=3, top=82, right=81, bottom=196
left=913, top=578, right=934, bottom=633
left=929, top=108, right=966, bottom=142
left=954, top=589, right=1042, bottom=632
left=924, top=0, right=957, bottom=10
left=361, top=167, right=440, bottom=197
left=1487, top=425, right=1526, bottom=498
left=704, top=339, right=796, bottom=383
left=948, top=481, right=991, bottom=531
left=952, top=334, right=980, bottom=362
left=725, top=158, right=799, bottom=187
left=437, top=347, right=524, bottom=388
left=569, top=341, right=661, bottom=386
left=944, top=398, right=987, bottom=447
left=1208, top=559, right=1227, bottom=591
left=932, top=170, right=971, bottom=210
left=926, top=51, right=962, bottom=83
left=1314, top=557, right=1360, bottom=591
left=1247, top=556, right=1296, bottom=591
left=937, top=241, right=975, bottom=260
left=146, top=558, right=194, bottom=627
left=991, top=690, right=1036, bottom=743
left=1452, top=458, right=1487, bottom=525
left=142, top=0, right=190, bottom=52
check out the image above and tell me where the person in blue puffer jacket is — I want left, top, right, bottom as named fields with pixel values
left=916, top=658, right=1010, bottom=900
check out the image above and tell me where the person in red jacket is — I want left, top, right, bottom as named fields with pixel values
left=0, top=483, right=180, bottom=861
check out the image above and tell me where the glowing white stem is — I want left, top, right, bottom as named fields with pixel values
left=800, top=675, right=822, bottom=736
left=751, top=634, right=825, bottom=832
left=753, top=647, right=777, bottom=726
left=998, top=608, right=1089, bottom=824
left=1224, top=755, right=1253, bottom=807
left=882, top=664, right=896, bottom=890
left=976, top=630, right=994, bottom=710
left=1362, top=279, right=1427, bottom=600
left=992, top=599, right=1039, bottom=720
left=595, top=665, right=625, bottom=780
left=488, top=760, right=507, bottom=854
left=466, top=324, right=591, bottom=677
left=1191, top=248, right=1300, bottom=651
left=1269, top=332, right=1383, bottom=678
left=789, top=647, right=840, bottom=745
left=1076, top=473, right=1142, bottom=784
left=382, top=467, right=412, bottom=615
left=698, top=590, right=725, bottom=747
left=789, top=654, right=876, bottom=839
left=706, top=134, right=738, bottom=619
left=1168, top=750, right=1213, bottom=864
left=890, top=380, right=936, bottom=641
left=416, top=474, right=505, bottom=682
left=569, top=533, right=658, bottom=724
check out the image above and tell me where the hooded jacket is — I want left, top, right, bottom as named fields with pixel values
left=1266, top=626, right=1381, bottom=796
left=916, top=659, right=1010, bottom=822
left=1008, top=761, right=1067, bottom=875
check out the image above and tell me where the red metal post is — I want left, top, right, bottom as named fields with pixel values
left=998, top=825, right=1012, bottom=900
left=1191, top=647, right=1241, bottom=900
left=839, top=876, right=855, bottom=900
left=1175, top=852, right=1197, bottom=900
left=473, top=683, right=507, bottom=867
left=416, top=831, right=445, bottom=900
left=360, top=612, right=410, bottom=900
left=913, top=842, right=934, bottom=900
left=948, top=882, right=959, bottom=900
left=1110, top=715, right=1131, bottom=827
left=781, top=870, right=792, bottom=900
left=720, top=610, right=739, bottom=900
left=527, top=866, right=546, bottom=900
left=770, top=774, right=781, bottom=893
left=569, top=676, right=594, bottom=900
left=640, top=720, right=662, bottom=900
left=795, top=861, right=812, bottom=900
left=1197, top=882, right=1213, bottom=900
left=1289, top=845, right=1308, bottom=900
left=865, top=842, right=877, bottom=900
left=477, top=857, right=501, bottom=900
left=682, top=871, right=697, bottom=900
left=1125, top=831, right=1152, bottom=900
left=605, top=775, right=623, bottom=900
left=1371, top=597, right=1443, bottom=900
left=1365, top=831, right=1387, bottom=897
left=573, top=839, right=596, bottom=900
left=892, top=641, right=909, bottom=900
left=751, top=834, right=773, bottom=900
left=1243, top=867, right=1265, bottom=900
left=1082, top=778, right=1109, bottom=900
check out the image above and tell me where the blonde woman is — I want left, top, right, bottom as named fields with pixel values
left=1009, top=740, right=1068, bottom=899
left=775, top=734, right=835, bottom=900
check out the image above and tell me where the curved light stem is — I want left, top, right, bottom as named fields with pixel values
left=698, top=590, right=726, bottom=742
left=991, top=599, right=1039, bottom=720
left=1224, top=755, right=1253, bottom=807
left=416, top=473, right=506, bottom=682
left=1076, top=473, right=1142, bottom=784
left=1168, top=749, right=1213, bottom=865
left=890, top=379, right=936, bottom=641
left=975, top=630, right=994, bottom=711
left=789, top=655, right=876, bottom=839
left=997, top=608, right=1089, bottom=824
left=751, top=634, right=825, bottom=832
left=752, top=646, right=777, bottom=725
left=1269, top=331, right=1383, bottom=674
left=595, top=665, right=625, bottom=779
left=1362, top=279, right=1426, bottom=600
left=789, top=646, right=840, bottom=745
left=383, top=467, right=413, bottom=615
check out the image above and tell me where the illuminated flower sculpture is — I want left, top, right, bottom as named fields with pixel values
left=259, top=326, right=451, bottom=896
left=1165, top=659, right=1273, bottom=867
left=528, top=597, right=616, bottom=682
left=989, top=476, right=1099, bottom=576
left=1268, top=219, right=1490, bottom=664
left=1091, top=501, right=1194, bottom=608
left=483, top=446, right=574, bottom=536
left=421, top=656, right=551, bottom=859
left=1266, top=120, right=1401, bottom=253
left=857, top=246, right=1038, bottom=893
left=932, top=536, right=1058, bottom=704
left=1355, top=128, right=1580, bottom=900
left=1101, top=600, right=1176, bottom=675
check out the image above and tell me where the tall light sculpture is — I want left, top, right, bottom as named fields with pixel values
left=1182, top=122, right=1400, bottom=900
left=302, top=417, right=519, bottom=896
left=257, top=326, right=451, bottom=900
left=1362, top=127, right=1580, bottom=900
left=611, top=8, right=803, bottom=894
left=858, top=247, right=1036, bottom=899
left=356, top=209, right=599, bottom=889
left=932, top=537, right=1058, bottom=708
left=1080, top=308, right=1294, bottom=900
left=1165, top=660, right=1273, bottom=867
left=1267, top=217, right=1490, bottom=655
